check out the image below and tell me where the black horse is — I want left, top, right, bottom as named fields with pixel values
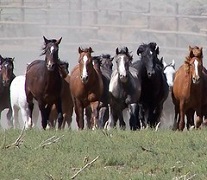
left=0, top=56, right=15, bottom=127
left=132, top=42, right=169, bottom=128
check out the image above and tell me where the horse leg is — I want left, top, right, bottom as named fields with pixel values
left=128, top=103, right=140, bottom=130
left=74, top=99, right=84, bottom=130
left=99, top=106, right=109, bottom=129
left=178, top=102, right=185, bottom=131
left=118, top=112, right=126, bottom=130
left=85, top=106, right=92, bottom=129
left=108, top=105, right=119, bottom=129
left=39, top=103, right=51, bottom=130
left=55, top=98, right=63, bottom=130
left=20, top=107, right=30, bottom=129
left=138, top=104, right=146, bottom=129
left=6, top=108, right=12, bottom=127
left=12, top=106, right=19, bottom=129
left=172, top=103, right=179, bottom=130
left=186, top=108, right=195, bottom=130
left=32, top=101, right=39, bottom=128
left=90, top=101, right=100, bottom=130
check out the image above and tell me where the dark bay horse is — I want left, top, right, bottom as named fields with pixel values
left=85, top=54, right=113, bottom=128
left=49, top=61, right=74, bottom=129
left=0, top=56, right=15, bottom=126
left=25, top=36, right=63, bottom=130
left=172, top=46, right=203, bottom=131
left=132, top=42, right=169, bottom=128
left=70, top=47, right=104, bottom=130
left=108, top=47, right=141, bottom=130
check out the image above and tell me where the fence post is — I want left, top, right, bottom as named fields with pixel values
left=119, top=1, right=123, bottom=41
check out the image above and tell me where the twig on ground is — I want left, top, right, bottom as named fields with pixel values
left=70, top=156, right=99, bottom=179
left=4, top=126, right=25, bottom=149
left=140, top=146, right=158, bottom=155
left=35, top=135, right=64, bottom=149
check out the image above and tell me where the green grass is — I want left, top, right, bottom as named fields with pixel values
left=0, top=128, right=207, bottom=179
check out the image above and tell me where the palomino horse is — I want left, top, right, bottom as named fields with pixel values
left=132, top=42, right=169, bottom=128
left=108, top=47, right=141, bottom=130
left=25, top=36, right=63, bottom=130
left=0, top=56, right=15, bottom=127
left=49, top=61, right=74, bottom=129
left=172, top=46, right=203, bottom=131
left=70, top=47, right=103, bottom=129
left=10, top=75, right=39, bottom=129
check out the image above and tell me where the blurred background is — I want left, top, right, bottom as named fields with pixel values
left=1, top=0, right=207, bottom=129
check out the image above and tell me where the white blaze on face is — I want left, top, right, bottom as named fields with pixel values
left=118, top=56, right=126, bottom=77
left=82, top=55, right=88, bottom=78
left=50, top=46, right=54, bottom=54
left=164, top=66, right=175, bottom=87
left=194, top=59, right=199, bottom=77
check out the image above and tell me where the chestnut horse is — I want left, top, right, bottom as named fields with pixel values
left=0, top=56, right=15, bottom=127
left=70, top=47, right=103, bottom=129
left=25, top=36, right=63, bottom=130
left=172, top=46, right=203, bottom=131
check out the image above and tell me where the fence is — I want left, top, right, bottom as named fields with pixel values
left=0, top=0, right=207, bottom=67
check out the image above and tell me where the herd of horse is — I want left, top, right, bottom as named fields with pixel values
left=0, top=36, right=206, bottom=131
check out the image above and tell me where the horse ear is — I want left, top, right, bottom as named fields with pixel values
left=43, top=36, right=49, bottom=44
left=78, top=47, right=82, bottom=54
left=155, top=46, right=159, bottom=55
left=116, top=48, right=119, bottom=55
left=137, top=45, right=144, bottom=56
left=56, top=37, right=62, bottom=45
left=88, top=47, right=94, bottom=53
left=125, top=47, right=128, bottom=54
left=189, top=46, right=192, bottom=51
left=171, top=59, right=175, bottom=67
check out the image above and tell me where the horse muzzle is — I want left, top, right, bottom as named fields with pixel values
left=46, top=64, right=55, bottom=71
left=81, top=75, right=89, bottom=84
left=192, top=76, right=200, bottom=84
left=119, top=74, right=128, bottom=83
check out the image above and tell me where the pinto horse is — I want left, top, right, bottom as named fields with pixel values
left=70, top=47, right=103, bottom=129
left=108, top=47, right=141, bottom=130
left=25, top=36, right=63, bottom=130
left=172, top=46, right=203, bottom=130
left=132, top=42, right=169, bottom=128
left=0, top=56, right=15, bottom=127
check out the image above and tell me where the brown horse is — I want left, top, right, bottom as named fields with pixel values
left=70, top=47, right=103, bottom=129
left=25, top=36, right=63, bottom=130
left=0, top=56, right=15, bottom=126
left=172, top=46, right=203, bottom=131
left=49, top=61, right=74, bottom=129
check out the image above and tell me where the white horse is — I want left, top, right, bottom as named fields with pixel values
left=10, top=75, right=39, bottom=129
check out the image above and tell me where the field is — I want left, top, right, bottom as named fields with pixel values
left=0, top=128, right=207, bottom=179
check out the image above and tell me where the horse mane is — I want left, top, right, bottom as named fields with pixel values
left=40, top=39, right=59, bottom=56
left=79, top=47, right=94, bottom=53
left=116, top=47, right=133, bottom=61
left=101, top=54, right=111, bottom=59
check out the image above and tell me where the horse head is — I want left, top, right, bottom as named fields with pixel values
left=42, top=36, right=62, bottom=71
left=188, top=46, right=203, bottom=60
left=137, top=42, right=159, bottom=78
left=58, top=60, right=69, bottom=79
left=100, top=54, right=113, bottom=71
left=185, top=56, right=203, bottom=84
left=78, top=47, right=93, bottom=84
left=115, top=47, right=133, bottom=83
left=163, top=59, right=175, bottom=88
left=0, top=57, right=14, bottom=87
